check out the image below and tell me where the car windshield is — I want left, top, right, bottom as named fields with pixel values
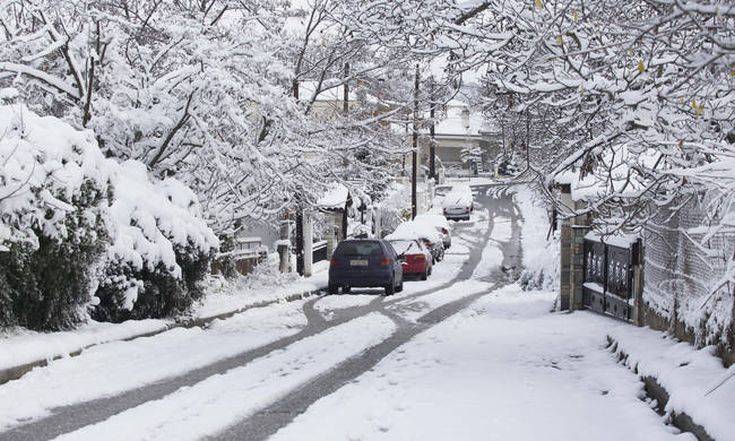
left=389, top=240, right=419, bottom=255
left=336, top=241, right=382, bottom=256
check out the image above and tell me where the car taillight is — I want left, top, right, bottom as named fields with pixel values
left=380, top=257, right=392, bottom=266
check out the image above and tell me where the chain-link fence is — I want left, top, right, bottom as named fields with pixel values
left=643, top=193, right=734, bottom=351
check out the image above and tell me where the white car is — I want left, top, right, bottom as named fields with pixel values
left=414, top=213, right=452, bottom=249
left=442, top=185, right=474, bottom=221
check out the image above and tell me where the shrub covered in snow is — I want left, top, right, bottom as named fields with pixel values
left=0, top=104, right=111, bottom=330
left=0, top=104, right=218, bottom=330
left=93, top=163, right=218, bottom=322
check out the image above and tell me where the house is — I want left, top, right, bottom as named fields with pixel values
left=419, top=100, right=500, bottom=173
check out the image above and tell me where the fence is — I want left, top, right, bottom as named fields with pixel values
left=642, top=195, right=735, bottom=356
left=312, top=240, right=328, bottom=264
left=212, top=237, right=267, bottom=276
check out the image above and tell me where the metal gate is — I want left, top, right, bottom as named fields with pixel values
left=582, top=239, right=638, bottom=322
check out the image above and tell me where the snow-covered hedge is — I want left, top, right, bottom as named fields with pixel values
left=93, top=162, right=219, bottom=322
left=0, top=104, right=218, bottom=330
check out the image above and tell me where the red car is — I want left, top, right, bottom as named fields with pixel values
left=389, top=239, right=433, bottom=280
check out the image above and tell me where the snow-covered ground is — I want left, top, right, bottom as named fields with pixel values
left=1, top=188, right=729, bottom=441
left=0, top=299, right=309, bottom=431
left=0, top=266, right=328, bottom=375
left=270, top=285, right=696, bottom=441
left=53, top=314, right=396, bottom=441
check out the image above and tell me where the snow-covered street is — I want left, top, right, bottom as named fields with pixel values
left=0, top=186, right=721, bottom=441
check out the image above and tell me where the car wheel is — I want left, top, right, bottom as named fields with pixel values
left=421, top=271, right=428, bottom=281
left=396, top=281, right=404, bottom=292
left=328, top=284, right=338, bottom=295
left=342, top=286, right=351, bottom=294
left=384, top=282, right=395, bottom=296
left=428, top=266, right=433, bottom=276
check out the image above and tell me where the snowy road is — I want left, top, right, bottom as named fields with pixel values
left=0, top=187, right=688, bottom=441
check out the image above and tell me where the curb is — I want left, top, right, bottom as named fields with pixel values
left=606, top=336, right=716, bottom=441
left=0, top=288, right=323, bottom=386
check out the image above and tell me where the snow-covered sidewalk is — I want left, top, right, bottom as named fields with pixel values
left=270, top=284, right=703, bottom=441
left=0, top=267, right=328, bottom=382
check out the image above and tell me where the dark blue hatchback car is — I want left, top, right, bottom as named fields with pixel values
left=328, top=239, right=404, bottom=296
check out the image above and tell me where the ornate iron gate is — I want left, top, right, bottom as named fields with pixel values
left=583, top=239, right=637, bottom=322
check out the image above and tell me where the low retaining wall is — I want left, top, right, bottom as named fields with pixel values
left=606, top=336, right=716, bottom=441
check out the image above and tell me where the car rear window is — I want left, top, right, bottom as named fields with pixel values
left=336, top=241, right=383, bottom=256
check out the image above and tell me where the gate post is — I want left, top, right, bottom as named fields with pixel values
left=303, top=210, right=313, bottom=277
left=631, top=238, right=644, bottom=326
left=558, top=185, right=573, bottom=310
left=570, top=220, right=590, bottom=311
left=278, top=220, right=292, bottom=273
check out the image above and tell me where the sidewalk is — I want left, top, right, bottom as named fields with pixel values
left=0, top=266, right=328, bottom=385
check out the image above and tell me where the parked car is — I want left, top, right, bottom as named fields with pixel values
left=385, top=221, right=445, bottom=263
left=414, top=213, right=452, bottom=250
left=328, top=239, right=403, bottom=296
left=389, top=239, right=433, bottom=280
left=442, top=185, right=474, bottom=221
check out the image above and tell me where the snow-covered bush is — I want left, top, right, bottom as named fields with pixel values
left=0, top=104, right=218, bottom=329
left=0, top=104, right=110, bottom=330
left=92, top=162, right=219, bottom=322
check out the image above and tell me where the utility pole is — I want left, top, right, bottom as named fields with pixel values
left=294, top=80, right=305, bottom=276
left=343, top=62, right=349, bottom=116
left=412, top=64, right=419, bottom=220
left=429, top=79, right=437, bottom=183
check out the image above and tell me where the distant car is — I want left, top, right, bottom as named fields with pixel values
left=385, top=221, right=445, bottom=263
left=389, top=239, right=433, bottom=280
left=328, top=239, right=403, bottom=296
left=414, top=213, right=452, bottom=250
left=442, top=185, right=474, bottom=221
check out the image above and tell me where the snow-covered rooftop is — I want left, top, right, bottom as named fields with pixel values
left=317, top=182, right=349, bottom=210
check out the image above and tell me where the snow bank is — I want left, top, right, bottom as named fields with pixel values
left=513, top=185, right=559, bottom=290
left=0, top=319, right=168, bottom=373
left=609, top=326, right=735, bottom=441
